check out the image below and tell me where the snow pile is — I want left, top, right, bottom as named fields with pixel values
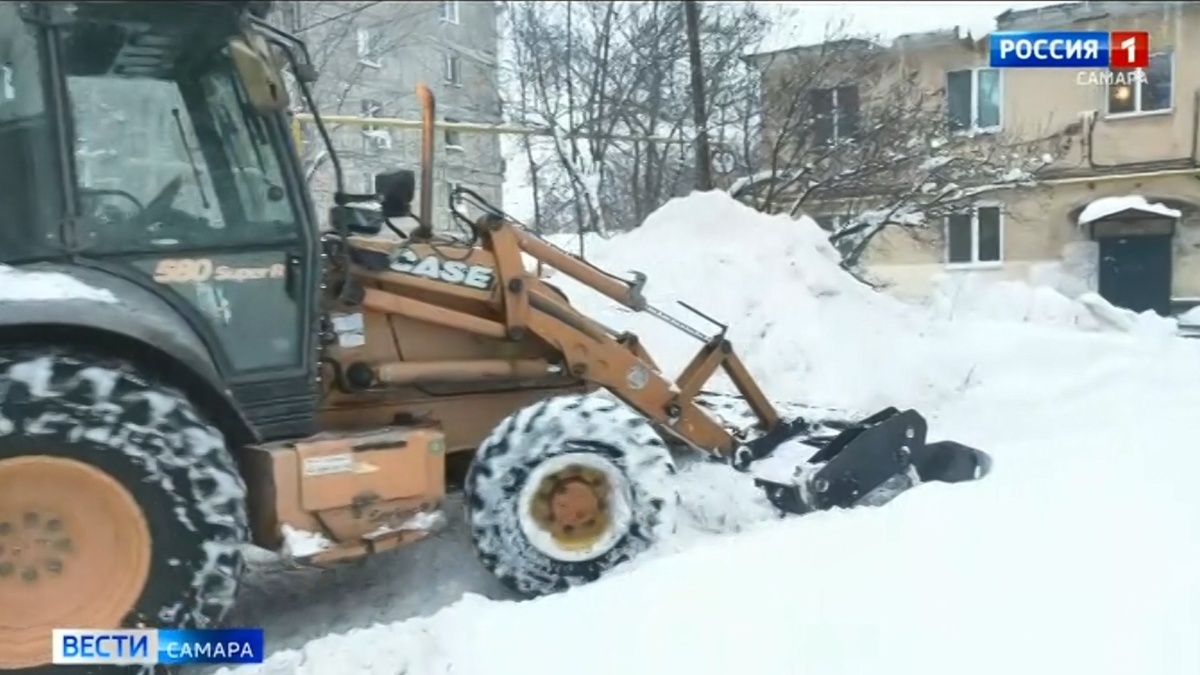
left=533, top=193, right=933, bottom=412
left=1077, top=195, right=1182, bottom=225
left=1179, top=305, right=1200, bottom=326
left=279, top=525, right=332, bottom=559
left=0, top=265, right=116, bottom=303
left=532, top=192, right=1174, bottom=412
left=1026, top=241, right=1101, bottom=298
left=926, top=273, right=1178, bottom=337
left=226, top=191, right=1200, bottom=675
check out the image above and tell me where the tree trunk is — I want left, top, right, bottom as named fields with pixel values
left=683, top=0, right=712, bottom=191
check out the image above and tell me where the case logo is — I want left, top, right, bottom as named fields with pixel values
left=389, top=250, right=494, bottom=290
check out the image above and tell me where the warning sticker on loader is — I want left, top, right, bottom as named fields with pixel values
left=302, top=454, right=354, bottom=476
left=389, top=249, right=495, bottom=290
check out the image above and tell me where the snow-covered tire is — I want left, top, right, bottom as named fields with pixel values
left=465, top=393, right=678, bottom=596
left=0, top=349, right=249, bottom=673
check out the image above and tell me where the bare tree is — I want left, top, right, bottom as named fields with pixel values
left=271, top=1, right=439, bottom=187
left=683, top=0, right=712, bottom=191
left=503, top=1, right=769, bottom=235
left=737, top=29, right=1077, bottom=269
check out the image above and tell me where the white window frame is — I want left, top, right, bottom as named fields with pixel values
left=360, top=100, right=391, bottom=150
left=363, top=128, right=392, bottom=151
left=944, top=204, right=1004, bottom=269
left=444, top=52, right=462, bottom=86
left=448, top=181, right=465, bottom=207
left=946, top=67, right=1002, bottom=134
left=361, top=99, right=382, bottom=129
left=356, top=28, right=382, bottom=69
left=812, top=86, right=857, bottom=145
left=443, top=117, right=463, bottom=151
left=1106, top=51, right=1174, bottom=119
left=439, top=1, right=460, bottom=24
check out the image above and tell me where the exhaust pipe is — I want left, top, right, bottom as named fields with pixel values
left=414, top=83, right=436, bottom=239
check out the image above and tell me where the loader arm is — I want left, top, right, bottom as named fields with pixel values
left=498, top=220, right=784, bottom=453
left=338, top=212, right=780, bottom=457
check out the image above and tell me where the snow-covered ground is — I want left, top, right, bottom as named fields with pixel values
left=217, top=192, right=1199, bottom=675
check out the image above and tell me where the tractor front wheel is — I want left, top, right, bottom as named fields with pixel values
left=465, top=393, right=678, bottom=596
left=0, top=350, right=249, bottom=673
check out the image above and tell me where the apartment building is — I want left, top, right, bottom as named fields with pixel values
left=273, top=0, right=504, bottom=231
left=757, top=1, right=1200, bottom=316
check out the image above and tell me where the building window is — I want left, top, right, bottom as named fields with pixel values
left=361, top=99, right=382, bottom=130
left=278, top=2, right=301, bottom=31
left=448, top=181, right=465, bottom=207
left=1108, top=51, right=1172, bottom=116
left=360, top=99, right=390, bottom=150
left=439, top=1, right=460, bottom=24
left=444, top=52, right=461, bottom=85
left=809, top=85, right=859, bottom=145
left=356, top=28, right=381, bottom=68
left=946, top=68, right=1001, bottom=132
left=444, top=117, right=463, bottom=150
left=945, top=206, right=1002, bottom=266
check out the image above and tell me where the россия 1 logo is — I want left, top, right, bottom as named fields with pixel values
left=989, top=30, right=1149, bottom=69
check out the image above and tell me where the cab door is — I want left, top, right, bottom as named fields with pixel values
left=61, top=33, right=322, bottom=439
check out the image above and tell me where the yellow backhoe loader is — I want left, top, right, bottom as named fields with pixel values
left=0, top=2, right=990, bottom=671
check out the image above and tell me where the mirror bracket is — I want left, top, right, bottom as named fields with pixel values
left=331, top=205, right=384, bottom=236
left=229, top=34, right=290, bottom=114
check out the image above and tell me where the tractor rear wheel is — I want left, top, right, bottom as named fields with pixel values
left=465, top=393, right=678, bottom=596
left=0, top=349, right=249, bottom=673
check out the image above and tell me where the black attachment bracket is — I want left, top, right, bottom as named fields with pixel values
left=751, top=408, right=992, bottom=516
left=753, top=407, right=923, bottom=514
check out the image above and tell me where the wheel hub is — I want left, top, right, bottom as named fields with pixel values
left=0, top=456, right=152, bottom=669
left=528, top=465, right=613, bottom=550
left=0, top=509, right=72, bottom=583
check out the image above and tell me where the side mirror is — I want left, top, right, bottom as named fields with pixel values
left=229, top=34, right=290, bottom=114
left=375, top=169, right=416, bottom=219
left=330, top=205, right=383, bottom=236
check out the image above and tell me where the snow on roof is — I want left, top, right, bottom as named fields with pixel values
left=751, top=2, right=1059, bottom=57
left=1077, top=195, right=1182, bottom=226
left=0, top=265, right=116, bottom=303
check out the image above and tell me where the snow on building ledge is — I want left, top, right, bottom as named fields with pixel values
left=1076, top=195, right=1183, bottom=227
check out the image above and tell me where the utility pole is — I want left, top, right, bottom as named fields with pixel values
left=683, top=0, right=713, bottom=191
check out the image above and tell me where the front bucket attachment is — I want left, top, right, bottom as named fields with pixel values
left=743, top=407, right=991, bottom=516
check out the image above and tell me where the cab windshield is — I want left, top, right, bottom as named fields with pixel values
left=62, top=17, right=301, bottom=251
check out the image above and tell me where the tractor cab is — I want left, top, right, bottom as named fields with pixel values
left=0, top=1, right=326, bottom=439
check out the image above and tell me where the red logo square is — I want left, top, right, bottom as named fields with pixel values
left=1111, top=31, right=1149, bottom=68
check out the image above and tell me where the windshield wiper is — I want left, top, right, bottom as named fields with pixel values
left=171, top=107, right=211, bottom=210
